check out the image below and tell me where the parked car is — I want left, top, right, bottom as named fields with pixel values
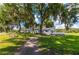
left=42, top=28, right=54, bottom=35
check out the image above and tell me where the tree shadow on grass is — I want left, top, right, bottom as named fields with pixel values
left=0, top=46, right=21, bottom=55
left=38, top=35, right=79, bottom=55
left=5, top=38, right=27, bottom=45
left=0, top=38, right=27, bottom=55
left=1, top=34, right=79, bottom=55
left=0, top=33, right=37, bottom=55
left=64, top=35, right=79, bottom=55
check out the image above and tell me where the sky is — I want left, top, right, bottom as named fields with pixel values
left=54, top=20, right=79, bottom=29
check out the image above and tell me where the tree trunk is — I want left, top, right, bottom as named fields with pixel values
left=32, top=25, right=35, bottom=34
left=52, top=21, right=55, bottom=32
left=40, top=19, right=43, bottom=34
left=2, top=26, right=6, bottom=32
left=39, top=23, right=42, bottom=34
left=65, top=24, right=69, bottom=31
left=54, top=23, right=55, bottom=32
left=18, top=23, right=21, bottom=32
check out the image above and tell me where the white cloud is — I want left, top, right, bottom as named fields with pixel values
left=55, top=24, right=65, bottom=29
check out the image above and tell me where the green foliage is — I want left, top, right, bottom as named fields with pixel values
left=0, top=3, right=79, bottom=32
left=0, top=32, right=34, bottom=55
left=44, top=19, right=53, bottom=28
left=38, top=33, right=79, bottom=54
left=60, top=3, right=79, bottom=30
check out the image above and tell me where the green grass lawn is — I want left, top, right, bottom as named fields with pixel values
left=0, top=32, right=33, bottom=55
left=38, top=33, right=79, bottom=55
left=0, top=32, right=79, bottom=55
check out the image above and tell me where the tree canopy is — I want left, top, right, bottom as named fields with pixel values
left=0, top=3, right=79, bottom=33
